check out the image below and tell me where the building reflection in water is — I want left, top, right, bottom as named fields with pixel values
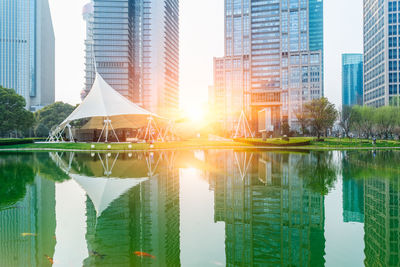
left=0, top=154, right=56, bottom=267
left=344, top=151, right=400, bottom=267
left=207, top=151, right=326, bottom=266
left=342, top=152, right=365, bottom=223
left=54, top=152, right=181, bottom=267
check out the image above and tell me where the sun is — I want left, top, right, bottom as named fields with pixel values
left=182, top=103, right=205, bottom=123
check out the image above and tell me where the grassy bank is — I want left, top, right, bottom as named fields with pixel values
left=235, top=137, right=312, bottom=147
left=0, top=139, right=249, bottom=151
left=311, top=138, right=400, bottom=148
left=1, top=137, right=400, bottom=151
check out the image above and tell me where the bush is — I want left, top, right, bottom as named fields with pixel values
left=0, top=138, right=44, bottom=146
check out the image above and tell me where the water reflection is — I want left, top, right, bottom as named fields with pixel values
left=0, top=153, right=56, bottom=267
left=53, top=151, right=181, bottom=267
left=344, top=151, right=400, bottom=267
left=0, top=150, right=399, bottom=266
left=207, top=151, right=326, bottom=266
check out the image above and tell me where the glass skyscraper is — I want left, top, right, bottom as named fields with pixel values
left=83, top=0, right=179, bottom=118
left=212, top=0, right=324, bottom=132
left=363, top=0, right=400, bottom=107
left=0, top=0, right=55, bottom=111
left=342, top=54, right=363, bottom=107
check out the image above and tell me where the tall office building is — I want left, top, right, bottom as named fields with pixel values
left=363, top=0, right=400, bottom=107
left=83, top=0, right=179, bottom=118
left=212, top=0, right=324, bottom=132
left=342, top=54, right=363, bottom=107
left=0, top=0, right=55, bottom=111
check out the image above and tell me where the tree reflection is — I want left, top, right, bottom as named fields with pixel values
left=297, top=151, right=338, bottom=195
left=343, top=150, right=400, bottom=180
left=34, top=153, right=71, bottom=182
left=0, top=153, right=35, bottom=209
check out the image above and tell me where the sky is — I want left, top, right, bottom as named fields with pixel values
left=49, top=0, right=363, bottom=110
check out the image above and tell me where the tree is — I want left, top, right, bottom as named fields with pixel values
left=34, top=102, right=75, bottom=137
left=297, top=151, right=338, bottom=196
left=295, top=109, right=309, bottom=136
left=303, top=98, right=338, bottom=140
left=339, top=105, right=352, bottom=138
left=373, top=106, right=398, bottom=139
left=281, top=120, right=290, bottom=136
left=355, top=106, right=374, bottom=139
left=0, top=86, right=34, bottom=137
left=0, top=154, right=35, bottom=209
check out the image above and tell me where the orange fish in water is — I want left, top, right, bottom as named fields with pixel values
left=134, top=251, right=156, bottom=259
left=44, top=255, right=54, bottom=264
left=21, top=233, right=37, bottom=237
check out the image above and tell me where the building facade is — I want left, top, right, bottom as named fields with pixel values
left=212, top=0, right=324, bottom=132
left=0, top=0, right=55, bottom=111
left=342, top=53, right=363, bottom=107
left=83, top=0, right=179, bottom=118
left=363, top=0, right=400, bottom=107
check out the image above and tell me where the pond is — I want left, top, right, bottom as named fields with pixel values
left=0, top=150, right=398, bottom=267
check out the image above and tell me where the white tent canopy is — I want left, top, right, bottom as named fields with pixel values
left=51, top=72, right=160, bottom=139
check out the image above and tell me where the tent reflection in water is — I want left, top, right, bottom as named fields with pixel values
left=50, top=152, right=166, bottom=218
left=48, top=72, right=165, bottom=143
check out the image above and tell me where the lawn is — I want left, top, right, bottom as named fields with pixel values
left=311, top=138, right=400, bottom=148
left=0, top=139, right=249, bottom=151
left=235, top=137, right=313, bottom=147
left=1, top=137, right=400, bottom=151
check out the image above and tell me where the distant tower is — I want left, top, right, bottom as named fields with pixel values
left=342, top=54, right=363, bottom=107
left=0, top=0, right=55, bottom=111
left=82, top=2, right=94, bottom=100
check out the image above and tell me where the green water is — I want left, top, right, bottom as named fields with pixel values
left=0, top=150, right=398, bottom=267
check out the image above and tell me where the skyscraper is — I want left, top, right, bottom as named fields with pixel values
left=363, top=0, right=399, bottom=107
left=0, top=0, right=55, bottom=111
left=212, top=0, right=324, bottom=132
left=83, top=0, right=179, bottom=118
left=342, top=54, right=363, bottom=107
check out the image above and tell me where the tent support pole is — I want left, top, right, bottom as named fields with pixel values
left=234, top=110, right=254, bottom=139
left=109, top=119, right=119, bottom=143
left=105, top=121, right=109, bottom=143
left=67, top=124, right=74, bottom=142
left=98, top=121, right=107, bottom=143
left=144, top=117, right=152, bottom=141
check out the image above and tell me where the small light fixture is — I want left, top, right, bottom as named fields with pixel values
left=107, top=145, right=111, bottom=149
